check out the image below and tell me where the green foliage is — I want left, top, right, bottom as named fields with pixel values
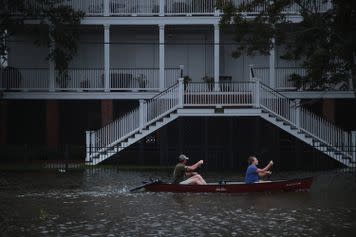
left=39, top=208, right=49, bottom=221
left=217, top=0, right=356, bottom=93
left=0, top=0, right=84, bottom=75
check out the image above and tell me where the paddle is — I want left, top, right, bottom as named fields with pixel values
left=129, top=179, right=162, bottom=192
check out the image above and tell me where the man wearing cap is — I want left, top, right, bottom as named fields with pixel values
left=172, top=154, right=207, bottom=185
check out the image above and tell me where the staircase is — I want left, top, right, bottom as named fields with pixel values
left=85, top=79, right=356, bottom=167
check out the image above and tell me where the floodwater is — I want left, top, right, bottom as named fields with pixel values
left=1, top=168, right=356, bottom=237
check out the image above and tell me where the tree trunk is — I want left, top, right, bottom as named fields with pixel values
left=352, top=63, right=356, bottom=98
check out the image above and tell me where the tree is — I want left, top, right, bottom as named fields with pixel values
left=0, top=0, right=84, bottom=75
left=217, top=0, right=356, bottom=94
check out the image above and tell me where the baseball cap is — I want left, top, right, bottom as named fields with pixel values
left=178, top=154, right=189, bottom=161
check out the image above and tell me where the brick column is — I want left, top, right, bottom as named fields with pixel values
left=101, top=100, right=113, bottom=127
left=0, top=101, right=7, bottom=144
left=322, top=99, right=335, bottom=123
left=46, top=100, right=59, bottom=148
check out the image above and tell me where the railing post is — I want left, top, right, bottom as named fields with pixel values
left=159, top=0, right=165, bottom=16
left=85, top=131, right=91, bottom=163
left=90, top=131, right=96, bottom=155
left=104, top=24, right=110, bottom=92
left=352, top=131, right=356, bottom=162
left=49, top=61, right=55, bottom=92
left=139, top=99, right=145, bottom=132
left=249, top=64, right=255, bottom=81
left=255, top=80, right=260, bottom=108
left=179, top=64, right=184, bottom=78
left=269, top=37, right=276, bottom=88
left=214, top=24, right=220, bottom=91
left=214, top=4, right=220, bottom=16
left=295, top=99, right=301, bottom=128
left=104, top=0, right=110, bottom=16
left=178, top=77, right=184, bottom=108
left=159, top=24, right=165, bottom=91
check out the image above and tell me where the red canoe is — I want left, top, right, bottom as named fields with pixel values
left=144, top=177, right=313, bottom=193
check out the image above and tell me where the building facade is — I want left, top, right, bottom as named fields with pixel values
left=1, top=0, right=355, bottom=169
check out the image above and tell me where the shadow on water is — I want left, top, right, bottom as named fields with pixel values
left=0, top=167, right=356, bottom=236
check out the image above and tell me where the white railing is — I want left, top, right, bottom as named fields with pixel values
left=165, top=0, right=215, bottom=15
left=0, top=68, right=49, bottom=90
left=62, top=0, right=104, bottom=15
left=12, top=0, right=331, bottom=16
left=300, top=107, right=352, bottom=157
left=146, top=83, right=180, bottom=123
left=93, top=107, right=140, bottom=156
left=86, top=80, right=353, bottom=163
left=109, top=68, right=159, bottom=90
left=110, top=0, right=159, bottom=15
left=275, top=67, right=306, bottom=89
left=87, top=81, right=180, bottom=159
left=229, top=0, right=267, bottom=13
left=259, top=82, right=352, bottom=158
left=253, top=67, right=270, bottom=86
left=229, top=0, right=330, bottom=14
left=253, top=67, right=306, bottom=89
left=259, top=83, right=297, bottom=124
left=56, top=68, right=104, bottom=90
left=281, top=1, right=330, bottom=14
left=184, top=82, right=255, bottom=106
left=1, top=67, right=180, bottom=91
left=165, top=68, right=181, bottom=88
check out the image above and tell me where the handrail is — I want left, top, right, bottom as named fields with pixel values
left=10, top=0, right=331, bottom=17
left=87, top=80, right=352, bottom=163
left=258, top=82, right=352, bottom=157
left=148, top=81, right=179, bottom=101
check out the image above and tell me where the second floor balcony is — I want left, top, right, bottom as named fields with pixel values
left=16, top=0, right=331, bottom=17
left=0, top=67, right=181, bottom=92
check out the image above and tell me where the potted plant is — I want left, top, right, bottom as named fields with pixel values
left=136, top=74, right=147, bottom=91
left=289, top=73, right=307, bottom=91
left=202, top=75, right=214, bottom=91
left=183, top=75, right=191, bottom=90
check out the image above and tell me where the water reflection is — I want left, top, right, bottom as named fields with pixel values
left=0, top=168, right=355, bottom=236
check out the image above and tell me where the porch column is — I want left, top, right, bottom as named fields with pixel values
left=322, top=99, right=335, bottom=123
left=214, top=24, right=220, bottom=91
left=104, top=24, right=110, bottom=92
left=159, top=24, right=165, bottom=91
left=46, top=100, right=59, bottom=148
left=269, top=37, right=276, bottom=88
left=0, top=101, right=7, bottom=144
left=101, top=100, right=113, bottom=127
left=49, top=31, right=55, bottom=92
left=0, top=30, right=8, bottom=67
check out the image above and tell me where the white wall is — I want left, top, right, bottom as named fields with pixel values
left=221, top=33, right=269, bottom=81
left=8, top=27, right=291, bottom=83
left=70, top=28, right=104, bottom=68
left=110, top=28, right=159, bottom=68
left=166, top=31, right=213, bottom=82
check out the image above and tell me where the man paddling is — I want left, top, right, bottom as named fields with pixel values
left=245, top=156, right=273, bottom=184
left=172, top=154, right=207, bottom=185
